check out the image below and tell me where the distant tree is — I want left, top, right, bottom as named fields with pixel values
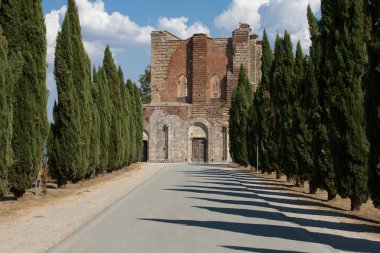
left=49, top=0, right=92, bottom=187
left=365, top=0, right=380, bottom=208
left=306, top=5, right=336, bottom=199
left=323, top=0, right=369, bottom=210
left=0, top=0, right=48, bottom=197
left=229, top=65, right=252, bottom=166
left=0, top=9, right=12, bottom=196
left=139, top=64, right=151, bottom=104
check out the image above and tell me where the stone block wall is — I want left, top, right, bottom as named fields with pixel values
left=144, top=24, right=261, bottom=163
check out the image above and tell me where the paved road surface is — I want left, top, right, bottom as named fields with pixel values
left=47, top=164, right=380, bottom=253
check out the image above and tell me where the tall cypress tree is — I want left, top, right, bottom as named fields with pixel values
left=0, top=0, right=48, bottom=198
left=118, top=66, right=128, bottom=166
left=307, top=5, right=336, bottom=198
left=366, top=1, right=380, bottom=208
left=229, top=65, right=252, bottom=166
left=268, top=34, right=284, bottom=176
left=88, top=68, right=100, bottom=175
left=49, top=0, right=91, bottom=186
left=323, top=0, right=369, bottom=210
left=0, top=7, right=12, bottom=195
left=93, top=66, right=111, bottom=172
left=270, top=33, right=295, bottom=178
left=126, top=79, right=137, bottom=162
left=290, top=42, right=310, bottom=186
left=103, top=46, right=123, bottom=170
left=256, top=30, right=274, bottom=174
left=133, top=82, right=143, bottom=161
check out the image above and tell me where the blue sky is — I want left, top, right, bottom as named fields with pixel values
left=42, top=0, right=320, bottom=121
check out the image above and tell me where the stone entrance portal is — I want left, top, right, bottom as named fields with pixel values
left=192, top=138, right=206, bottom=162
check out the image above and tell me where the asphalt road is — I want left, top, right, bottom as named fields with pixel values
left=47, top=164, right=380, bottom=253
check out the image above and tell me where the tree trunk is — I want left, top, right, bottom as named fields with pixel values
left=327, top=192, right=336, bottom=201
left=309, top=181, right=318, bottom=194
left=351, top=198, right=362, bottom=211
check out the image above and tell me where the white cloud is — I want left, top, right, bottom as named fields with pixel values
left=158, top=17, right=210, bottom=39
left=215, top=0, right=269, bottom=31
left=215, top=0, right=321, bottom=52
left=45, top=6, right=66, bottom=65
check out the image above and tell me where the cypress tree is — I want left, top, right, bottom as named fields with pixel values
left=270, top=33, right=295, bottom=178
left=256, top=30, right=274, bottom=174
left=307, top=5, right=336, bottom=198
left=133, top=82, right=143, bottom=161
left=365, top=1, right=380, bottom=208
left=290, top=42, right=310, bottom=186
left=0, top=0, right=48, bottom=198
left=88, top=68, right=100, bottom=175
left=0, top=7, right=12, bottom=195
left=103, top=46, right=123, bottom=170
left=268, top=34, right=284, bottom=176
left=94, top=66, right=111, bottom=172
left=49, top=0, right=92, bottom=186
left=126, top=79, right=137, bottom=162
left=323, top=0, right=369, bottom=210
left=229, top=65, right=252, bottom=166
left=118, top=66, right=128, bottom=166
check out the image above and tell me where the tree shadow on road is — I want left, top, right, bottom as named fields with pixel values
left=221, top=246, right=308, bottom=253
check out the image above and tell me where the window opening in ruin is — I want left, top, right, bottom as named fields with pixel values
left=178, top=74, right=187, bottom=98
left=211, top=74, right=221, bottom=98
left=222, top=126, right=227, bottom=162
left=164, top=125, right=169, bottom=160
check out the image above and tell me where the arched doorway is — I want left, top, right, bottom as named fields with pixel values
left=189, top=123, right=208, bottom=163
left=142, top=131, right=149, bottom=162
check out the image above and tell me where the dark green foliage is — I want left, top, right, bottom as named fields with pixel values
left=139, top=64, right=151, bottom=104
left=49, top=0, right=91, bottom=186
left=127, top=79, right=144, bottom=163
left=118, top=67, right=130, bottom=166
left=366, top=1, right=380, bottom=208
left=323, top=0, right=369, bottom=210
left=133, top=82, right=143, bottom=161
left=254, top=30, right=274, bottom=173
left=229, top=65, right=253, bottom=166
left=0, top=11, right=12, bottom=196
left=93, top=67, right=111, bottom=172
left=307, top=5, right=336, bottom=198
left=0, top=0, right=48, bottom=197
left=103, top=46, right=123, bottom=170
left=88, top=68, right=100, bottom=174
left=288, top=42, right=310, bottom=186
left=270, top=33, right=295, bottom=178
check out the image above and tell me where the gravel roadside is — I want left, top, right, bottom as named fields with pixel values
left=0, top=163, right=166, bottom=253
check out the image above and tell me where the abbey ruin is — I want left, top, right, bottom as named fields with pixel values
left=142, top=24, right=262, bottom=163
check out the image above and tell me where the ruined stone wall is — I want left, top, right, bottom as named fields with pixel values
left=144, top=24, right=261, bottom=163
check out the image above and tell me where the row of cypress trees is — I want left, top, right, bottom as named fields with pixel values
left=48, top=0, right=143, bottom=188
left=230, top=1, right=379, bottom=210
left=0, top=0, right=48, bottom=198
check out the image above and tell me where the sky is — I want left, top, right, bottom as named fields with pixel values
left=42, top=0, right=321, bottom=121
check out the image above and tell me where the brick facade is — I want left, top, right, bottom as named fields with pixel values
left=143, top=24, right=262, bottom=163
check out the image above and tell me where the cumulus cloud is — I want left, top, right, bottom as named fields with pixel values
left=158, top=17, right=210, bottom=39
left=215, top=0, right=269, bottom=31
left=215, top=0, right=321, bottom=51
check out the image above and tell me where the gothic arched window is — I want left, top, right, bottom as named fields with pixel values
left=210, top=74, right=221, bottom=98
left=178, top=74, right=187, bottom=97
